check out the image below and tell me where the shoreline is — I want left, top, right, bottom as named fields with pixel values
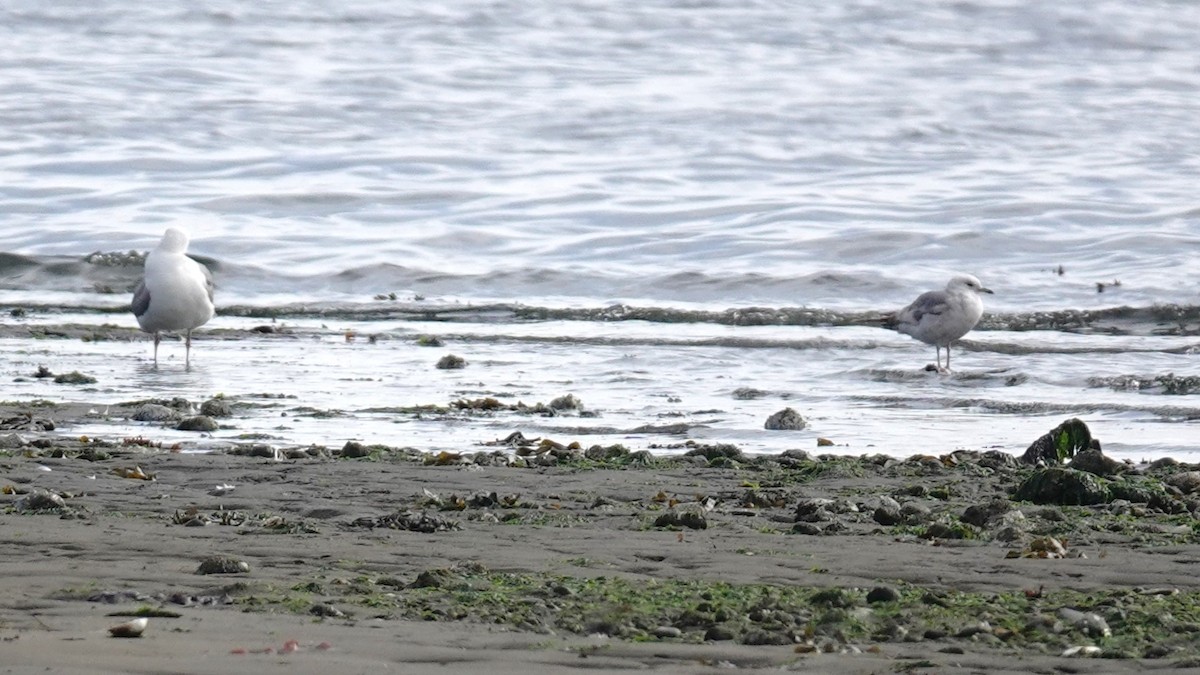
left=3, top=397, right=1200, bottom=673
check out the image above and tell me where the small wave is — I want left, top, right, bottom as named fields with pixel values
left=848, top=394, right=1200, bottom=421
left=1088, top=374, right=1200, bottom=395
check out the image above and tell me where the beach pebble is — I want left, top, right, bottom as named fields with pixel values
left=764, top=407, right=806, bottom=431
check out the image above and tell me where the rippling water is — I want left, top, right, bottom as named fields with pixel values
left=1, top=1, right=1197, bottom=460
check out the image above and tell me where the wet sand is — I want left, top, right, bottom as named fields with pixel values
left=3, top=395, right=1200, bottom=675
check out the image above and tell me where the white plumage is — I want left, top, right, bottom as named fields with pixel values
left=131, top=228, right=215, bottom=368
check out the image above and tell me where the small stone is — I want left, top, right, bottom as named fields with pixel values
left=177, top=415, right=219, bottom=432
left=764, top=407, right=806, bottom=431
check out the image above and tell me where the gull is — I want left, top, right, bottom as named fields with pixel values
left=884, top=274, right=993, bottom=372
left=131, top=228, right=215, bottom=368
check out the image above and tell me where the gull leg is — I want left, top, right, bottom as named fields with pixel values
left=153, top=332, right=161, bottom=368
left=185, top=329, right=192, bottom=370
left=945, top=346, right=952, bottom=372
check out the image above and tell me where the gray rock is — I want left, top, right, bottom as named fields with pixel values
left=764, top=407, right=807, bottom=431
left=705, top=625, right=736, bottom=641
left=1021, top=418, right=1096, bottom=465
left=1070, top=449, right=1126, bottom=477
left=653, top=626, right=683, bottom=639
left=310, top=603, right=346, bottom=618
left=791, top=522, right=824, bottom=535
left=961, top=498, right=1013, bottom=528
left=548, top=394, right=584, bottom=411
left=1013, top=468, right=1110, bottom=506
left=0, top=432, right=26, bottom=449
left=200, top=398, right=233, bottom=418
left=867, top=586, right=901, bottom=603
left=794, top=498, right=836, bottom=522
left=436, top=354, right=467, bottom=369
left=1057, top=608, right=1111, bottom=637
left=195, top=556, right=249, bottom=575
left=176, top=415, right=219, bottom=432
left=873, top=504, right=903, bottom=526
left=132, top=404, right=179, bottom=422
left=1165, top=471, right=1200, bottom=495
left=901, top=502, right=933, bottom=523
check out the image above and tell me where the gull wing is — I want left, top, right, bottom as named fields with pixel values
left=131, top=278, right=151, bottom=318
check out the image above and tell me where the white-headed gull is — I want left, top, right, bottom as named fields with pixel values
left=885, top=274, right=993, bottom=372
left=131, top=228, right=214, bottom=368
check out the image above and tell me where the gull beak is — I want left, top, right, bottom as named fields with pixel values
left=980, top=286, right=994, bottom=294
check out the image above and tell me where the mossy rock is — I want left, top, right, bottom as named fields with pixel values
left=1021, top=418, right=1095, bottom=465
left=1012, top=467, right=1111, bottom=505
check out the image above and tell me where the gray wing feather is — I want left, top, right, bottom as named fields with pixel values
left=199, top=263, right=215, bottom=302
left=902, top=291, right=949, bottom=324
left=131, top=279, right=151, bottom=317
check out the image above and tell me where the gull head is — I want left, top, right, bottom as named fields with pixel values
left=158, top=228, right=191, bottom=254
left=947, top=273, right=993, bottom=295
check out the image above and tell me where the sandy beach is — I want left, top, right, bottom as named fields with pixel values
left=3, top=390, right=1200, bottom=675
